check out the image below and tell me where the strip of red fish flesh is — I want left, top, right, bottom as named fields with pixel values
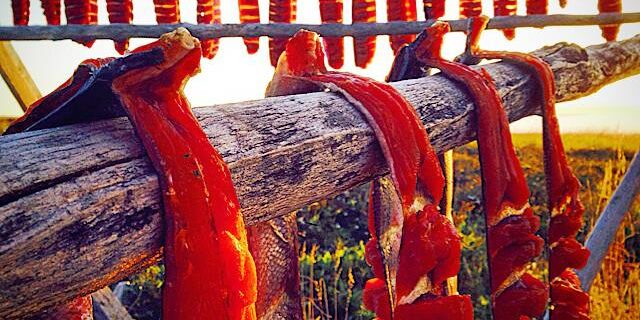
left=106, top=0, right=133, bottom=54
left=64, top=0, right=98, bottom=47
left=352, top=0, right=377, bottom=68
left=41, top=0, right=61, bottom=25
left=493, top=0, right=517, bottom=39
left=459, top=0, right=482, bottom=19
left=598, top=0, right=622, bottom=41
left=526, top=0, right=548, bottom=15
left=12, top=0, right=29, bottom=25
left=320, top=0, right=345, bottom=69
left=239, top=0, right=261, bottom=54
left=153, top=0, right=181, bottom=23
left=269, top=0, right=297, bottom=66
left=387, top=0, right=418, bottom=53
left=266, top=29, right=471, bottom=319
left=458, top=15, right=591, bottom=319
left=112, top=28, right=257, bottom=319
left=417, top=21, right=547, bottom=320
left=197, top=0, right=221, bottom=59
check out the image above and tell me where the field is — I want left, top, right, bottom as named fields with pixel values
left=122, top=133, right=640, bottom=319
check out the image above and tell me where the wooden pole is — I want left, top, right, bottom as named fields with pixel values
left=0, top=36, right=639, bottom=318
left=0, top=42, right=41, bottom=111
left=92, top=287, right=134, bottom=320
left=0, top=13, right=637, bottom=40
left=578, top=150, right=640, bottom=291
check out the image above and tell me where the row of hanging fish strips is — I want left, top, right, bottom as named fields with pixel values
left=11, top=0, right=622, bottom=68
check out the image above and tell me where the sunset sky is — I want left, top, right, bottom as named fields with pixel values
left=0, top=0, right=638, bottom=132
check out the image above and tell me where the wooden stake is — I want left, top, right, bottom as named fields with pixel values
left=0, top=42, right=41, bottom=111
left=92, top=287, right=134, bottom=320
left=578, top=150, right=640, bottom=291
left=0, top=13, right=637, bottom=40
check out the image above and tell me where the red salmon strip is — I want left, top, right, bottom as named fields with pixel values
left=416, top=21, right=547, bottom=320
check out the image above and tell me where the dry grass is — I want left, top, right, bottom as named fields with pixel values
left=585, top=150, right=640, bottom=320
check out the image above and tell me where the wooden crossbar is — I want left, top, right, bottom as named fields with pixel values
left=0, top=13, right=637, bottom=41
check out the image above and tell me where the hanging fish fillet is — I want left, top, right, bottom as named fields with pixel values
left=64, top=0, right=98, bottom=47
left=113, top=29, right=257, bottom=320
left=387, top=35, right=457, bottom=297
left=598, top=0, right=622, bottom=41
left=239, top=0, right=261, bottom=54
left=153, top=0, right=181, bottom=23
left=493, top=0, right=517, bottom=39
left=197, top=0, right=221, bottom=59
left=106, top=0, right=133, bottom=54
left=352, top=0, right=376, bottom=68
left=269, top=0, right=297, bottom=66
left=423, top=0, right=445, bottom=21
left=387, top=0, right=418, bottom=53
left=11, top=0, right=29, bottom=25
left=459, top=0, right=482, bottom=19
left=247, top=214, right=302, bottom=319
left=421, top=0, right=445, bottom=54
left=422, top=21, right=548, bottom=320
left=264, top=29, right=472, bottom=319
left=41, top=0, right=61, bottom=25
left=526, top=0, right=548, bottom=15
left=456, top=16, right=591, bottom=318
left=319, top=0, right=345, bottom=69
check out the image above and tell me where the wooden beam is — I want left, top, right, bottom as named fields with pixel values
left=578, top=150, right=640, bottom=291
left=0, top=13, right=637, bottom=40
left=0, top=36, right=639, bottom=318
left=0, top=42, right=41, bottom=111
left=92, top=287, right=134, bottom=320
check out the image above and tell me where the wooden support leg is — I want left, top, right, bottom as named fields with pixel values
left=440, top=150, right=458, bottom=295
left=92, top=287, right=134, bottom=320
left=0, top=41, right=41, bottom=111
left=578, top=150, right=640, bottom=291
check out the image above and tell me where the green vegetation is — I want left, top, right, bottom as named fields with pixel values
left=119, top=133, right=639, bottom=319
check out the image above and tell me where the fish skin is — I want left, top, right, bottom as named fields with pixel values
left=369, top=177, right=404, bottom=307
left=247, top=213, right=302, bottom=320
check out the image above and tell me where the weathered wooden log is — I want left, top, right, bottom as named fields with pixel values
left=0, top=13, right=638, bottom=40
left=0, top=36, right=639, bottom=318
left=92, top=287, right=134, bottom=320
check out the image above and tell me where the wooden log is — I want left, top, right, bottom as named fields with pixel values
left=0, top=13, right=638, bottom=41
left=91, top=287, right=134, bottom=320
left=578, top=150, right=640, bottom=291
left=0, top=36, right=639, bottom=318
left=0, top=42, right=41, bottom=111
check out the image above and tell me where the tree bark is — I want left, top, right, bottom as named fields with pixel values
left=0, top=36, right=639, bottom=318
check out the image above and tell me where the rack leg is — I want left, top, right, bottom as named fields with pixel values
left=0, top=41, right=41, bottom=112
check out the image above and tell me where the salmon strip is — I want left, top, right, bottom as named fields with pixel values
left=418, top=21, right=547, bottom=320
left=352, top=0, right=376, bottom=68
left=106, top=0, right=134, bottom=54
left=239, top=0, right=261, bottom=54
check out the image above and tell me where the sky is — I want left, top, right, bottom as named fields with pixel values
left=0, top=0, right=639, bottom=133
